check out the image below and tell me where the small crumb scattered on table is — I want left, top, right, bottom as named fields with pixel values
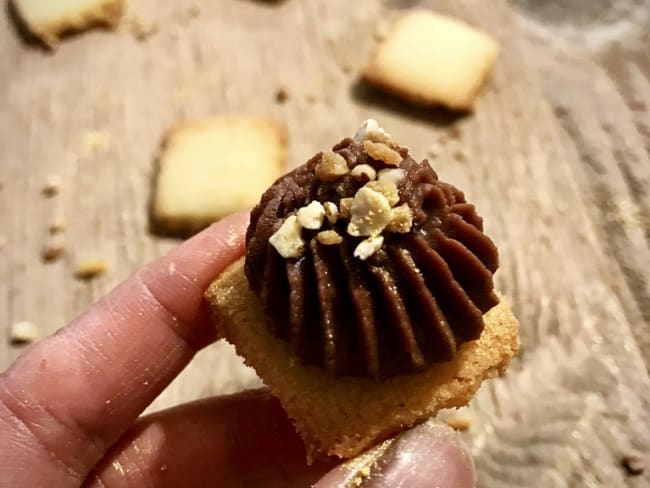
left=48, top=216, right=66, bottom=234
left=622, top=454, right=645, bottom=476
left=41, top=235, right=65, bottom=262
left=42, top=174, right=62, bottom=197
left=445, top=414, right=472, bottom=431
left=275, top=87, right=289, bottom=103
left=187, top=4, right=200, bottom=18
left=129, top=16, right=158, bottom=41
left=82, top=130, right=111, bottom=157
left=10, top=320, right=41, bottom=345
left=75, top=259, right=107, bottom=280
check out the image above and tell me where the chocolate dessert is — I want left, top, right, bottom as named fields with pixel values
left=245, top=120, right=499, bottom=379
left=206, top=120, right=519, bottom=460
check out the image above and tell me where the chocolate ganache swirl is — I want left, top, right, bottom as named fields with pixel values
left=245, top=122, right=499, bottom=379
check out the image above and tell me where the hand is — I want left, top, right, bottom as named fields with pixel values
left=0, top=212, right=475, bottom=487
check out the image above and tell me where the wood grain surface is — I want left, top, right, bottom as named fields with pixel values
left=1, top=0, right=649, bottom=486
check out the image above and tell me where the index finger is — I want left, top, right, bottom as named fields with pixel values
left=0, top=211, right=248, bottom=486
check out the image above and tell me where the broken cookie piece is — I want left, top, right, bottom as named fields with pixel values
left=206, top=119, right=519, bottom=461
left=151, top=118, right=286, bottom=236
left=10, top=0, right=125, bottom=48
left=363, top=10, right=499, bottom=111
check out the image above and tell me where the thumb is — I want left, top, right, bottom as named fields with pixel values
left=314, top=419, right=475, bottom=488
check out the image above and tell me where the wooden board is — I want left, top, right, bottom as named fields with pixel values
left=1, top=0, right=648, bottom=485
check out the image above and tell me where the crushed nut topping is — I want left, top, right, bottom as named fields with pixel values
left=377, top=168, right=406, bottom=186
left=317, top=230, right=343, bottom=245
left=387, top=204, right=413, bottom=233
left=362, top=140, right=402, bottom=166
left=297, top=201, right=325, bottom=230
left=365, top=180, right=400, bottom=207
left=353, top=235, right=384, bottom=260
left=315, top=151, right=349, bottom=182
left=350, top=163, right=377, bottom=182
left=323, top=201, right=339, bottom=224
left=268, top=121, right=414, bottom=261
left=269, top=215, right=305, bottom=258
left=339, top=197, right=353, bottom=219
left=354, top=119, right=391, bottom=142
left=347, top=187, right=392, bottom=237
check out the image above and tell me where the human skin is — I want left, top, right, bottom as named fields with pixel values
left=0, top=212, right=474, bottom=487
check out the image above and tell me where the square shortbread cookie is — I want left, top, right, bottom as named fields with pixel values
left=11, top=0, right=125, bottom=48
left=152, top=118, right=287, bottom=236
left=363, top=10, right=499, bottom=111
left=206, top=260, right=519, bottom=460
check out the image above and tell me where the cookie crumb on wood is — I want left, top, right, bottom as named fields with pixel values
left=82, top=130, right=111, bottom=157
left=275, top=87, right=289, bottom=104
left=341, top=62, right=353, bottom=74
left=622, top=454, right=645, bottom=476
left=427, top=140, right=443, bottom=159
left=374, top=19, right=391, bottom=42
left=447, top=125, right=462, bottom=139
left=10, top=321, right=41, bottom=345
left=445, top=414, right=471, bottom=431
left=187, top=4, right=200, bottom=18
left=42, top=234, right=65, bottom=262
left=129, top=16, right=158, bottom=41
left=75, top=259, right=107, bottom=280
left=49, top=216, right=67, bottom=234
left=42, top=174, right=62, bottom=197
left=453, top=148, right=468, bottom=162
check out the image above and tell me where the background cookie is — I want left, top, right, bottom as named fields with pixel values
left=152, top=118, right=287, bottom=236
left=363, top=10, right=499, bottom=111
left=10, top=0, right=125, bottom=48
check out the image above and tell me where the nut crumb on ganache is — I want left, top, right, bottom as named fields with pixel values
left=268, top=120, right=410, bottom=261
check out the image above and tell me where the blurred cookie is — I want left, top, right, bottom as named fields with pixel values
left=363, top=10, right=499, bottom=111
left=10, top=0, right=125, bottom=48
left=152, top=118, right=286, bottom=236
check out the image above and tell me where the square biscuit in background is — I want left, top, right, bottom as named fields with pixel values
left=152, top=118, right=287, bottom=236
left=363, top=10, right=499, bottom=111
left=10, top=0, right=125, bottom=48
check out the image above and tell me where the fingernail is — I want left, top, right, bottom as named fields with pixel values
left=315, top=419, right=475, bottom=488
left=362, top=419, right=475, bottom=488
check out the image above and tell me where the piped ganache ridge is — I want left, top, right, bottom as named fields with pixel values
left=245, top=121, right=499, bottom=379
